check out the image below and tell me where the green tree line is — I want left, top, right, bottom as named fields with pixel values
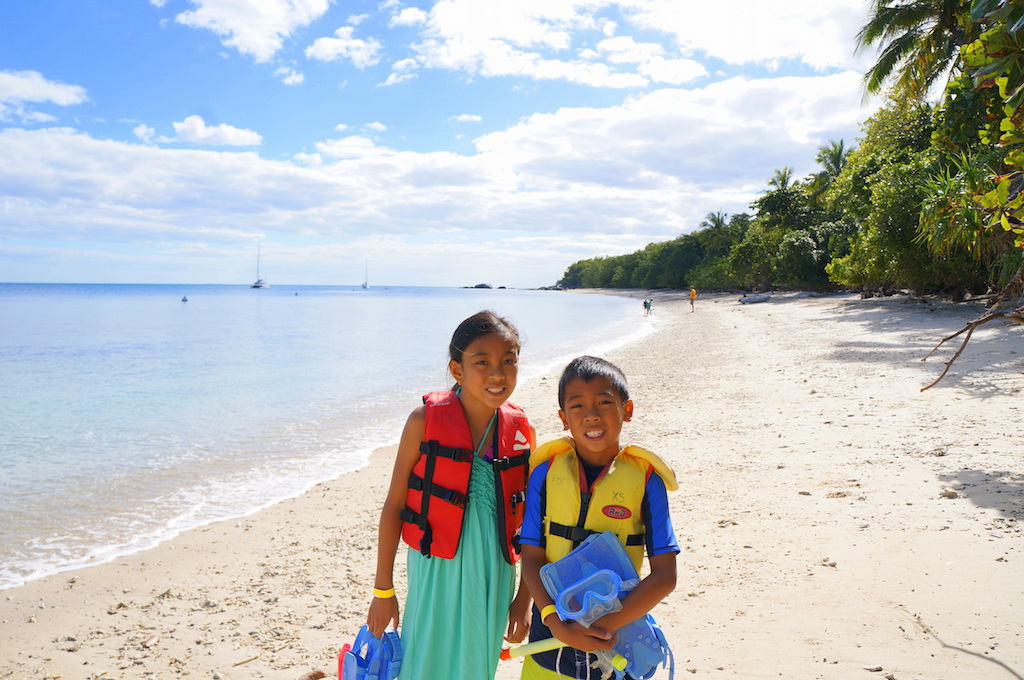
left=558, top=0, right=1024, bottom=300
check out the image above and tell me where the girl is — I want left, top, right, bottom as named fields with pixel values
left=367, top=310, right=535, bottom=679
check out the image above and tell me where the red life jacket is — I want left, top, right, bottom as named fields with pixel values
left=400, top=391, right=531, bottom=564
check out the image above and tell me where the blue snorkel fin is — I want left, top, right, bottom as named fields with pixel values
left=540, top=531, right=673, bottom=680
left=338, top=625, right=402, bottom=680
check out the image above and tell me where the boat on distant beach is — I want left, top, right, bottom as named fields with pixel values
left=251, top=244, right=268, bottom=289
left=739, top=292, right=770, bottom=304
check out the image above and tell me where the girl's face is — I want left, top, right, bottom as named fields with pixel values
left=449, top=332, right=519, bottom=410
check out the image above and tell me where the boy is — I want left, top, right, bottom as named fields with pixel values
left=519, top=355, right=678, bottom=679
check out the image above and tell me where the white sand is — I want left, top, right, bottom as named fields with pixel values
left=2, top=292, right=1022, bottom=680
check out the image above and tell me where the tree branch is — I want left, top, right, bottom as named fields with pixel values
left=921, top=254, right=1024, bottom=391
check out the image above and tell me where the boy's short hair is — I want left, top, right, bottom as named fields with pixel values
left=558, top=355, right=630, bottom=409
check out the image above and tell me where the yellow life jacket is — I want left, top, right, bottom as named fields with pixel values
left=531, top=437, right=677, bottom=572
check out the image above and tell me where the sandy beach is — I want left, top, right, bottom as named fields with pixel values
left=2, top=291, right=1022, bottom=680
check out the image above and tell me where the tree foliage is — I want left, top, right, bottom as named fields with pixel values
left=556, top=0, right=1024, bottom=308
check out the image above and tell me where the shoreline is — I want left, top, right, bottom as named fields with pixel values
left=2, top=293, right=1022, bottom=680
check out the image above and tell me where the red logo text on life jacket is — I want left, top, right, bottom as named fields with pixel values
left=603, top=505, right=631, bottom=520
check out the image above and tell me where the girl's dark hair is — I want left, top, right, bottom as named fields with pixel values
left=557, top=355, right=630, bottom=409
left=449, top=310, right=521, bottom=364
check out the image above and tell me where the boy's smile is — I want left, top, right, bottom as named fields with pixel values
left=559, top=375, right=633, bottom=465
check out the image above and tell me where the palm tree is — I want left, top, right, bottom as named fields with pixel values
left=697, top=211, right=733, bottom=254
left=856, top=0, right=975, bottom=99
left=768, top=167, right=794, bottom=191
left=808, top=140, right=850, bottom=203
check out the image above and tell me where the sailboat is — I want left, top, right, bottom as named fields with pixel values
left=362, top=260, right=369, bottom=289
left=251, top=244, right=269, bottom=288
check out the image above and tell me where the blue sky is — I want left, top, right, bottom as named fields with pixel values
left=0, top=0, right=882, bottom=287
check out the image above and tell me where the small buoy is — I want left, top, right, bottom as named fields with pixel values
left=181, top=296, right=188, bottom=302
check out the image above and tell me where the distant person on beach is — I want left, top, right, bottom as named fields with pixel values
left=518, top=356, right=678, bottom=679
left=367, top=310, right=536, bottom=679
left=689, top=287, right=697, bottom=312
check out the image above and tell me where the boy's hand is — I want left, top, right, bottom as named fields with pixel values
left=548, top=618, right=617, bottom=653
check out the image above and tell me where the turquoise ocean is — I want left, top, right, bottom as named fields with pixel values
left=0, top=283, right=653, bottom=590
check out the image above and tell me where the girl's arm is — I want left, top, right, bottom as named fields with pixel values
left=592, top=551, right=677, bottom=632
left=505, top=424, right=540, bottom=643
left=366, top=407, right=426, bottom=637
left=505, top=569, right=531, bottom=643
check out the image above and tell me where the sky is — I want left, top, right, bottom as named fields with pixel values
left=0, top=0, right=884, bottom=287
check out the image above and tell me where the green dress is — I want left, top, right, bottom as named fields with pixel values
left=400, top=454, right=516, bottom=680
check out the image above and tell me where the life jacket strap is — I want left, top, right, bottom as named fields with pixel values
left=418, top=440, right=475, bottom=462
left=492, top=451, right=529, bottom=470
left=408, top=474, right=468, bottom=509
left=399, top=507, right=430, bottom=535
left=548, top=521, right=645, bottom=547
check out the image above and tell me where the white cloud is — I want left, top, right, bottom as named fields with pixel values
left=452, top=114, right=482, bottom=123
left=315, top=135, right=393, bottom=159
left=390, top=7, right=428, bottom=27
left=174, top=0, right=329, bottom=63
left=639, top=57, right=706, bottom=85
left=408, top=0, right=655, bottom=87
left=293, top=151, right=323, bottom=166
left=134, top=125, right=156, bottom=143
left=473, top=71, right=876, bottom=190
left=169, top=115, right=263, bottom=146
left=594, top=36, right=706, bottom=84
left=382, top=71, right=418, bottom=86
left=306, top=26, right=383, bottom=68
left=625, top=0, right=871, bottom=71
left=173, top=0, right=330, bottom=63
left=347, top=13, right=370, bottom=25
left=396, top=0, right=873, bottom=89
left=365, top=121, right=388, bottom=132
left=275, top=67, right=305, bottom=85
left=0, top=70, right=87, bottom=123
left=382, top=58, right=419, bottom=87
left=597, top=36, right=663, bottom=64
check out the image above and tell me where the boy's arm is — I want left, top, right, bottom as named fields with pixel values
left=522, top=544, right=616, bottom=652
left=596, top=468, right=678, bottom=631
left=592, top=551, right=677, bottom=632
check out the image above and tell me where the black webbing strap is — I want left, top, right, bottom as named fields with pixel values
left=548, top=521, right=645, bottom=547
left=573, top=491, right=594, bottom=550
left=416, top=443, right=438, bottom=557
left=419, top=440, right=474, bottom=462
left=399, top=507, right=427, bottom=529
left=492, top=451, right=528, bottom=471
left=408, top=474, right=468, bottom=508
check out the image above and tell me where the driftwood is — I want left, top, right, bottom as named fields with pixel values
left=921, top=255, right=1024, bottom=391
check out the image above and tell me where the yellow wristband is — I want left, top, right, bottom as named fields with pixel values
left=373, top=587, right=396, bottom=599
left=540, top=604, right=558, bottom=622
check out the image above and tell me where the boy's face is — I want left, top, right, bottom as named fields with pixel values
left=558, top=376, right=633, bottom=464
